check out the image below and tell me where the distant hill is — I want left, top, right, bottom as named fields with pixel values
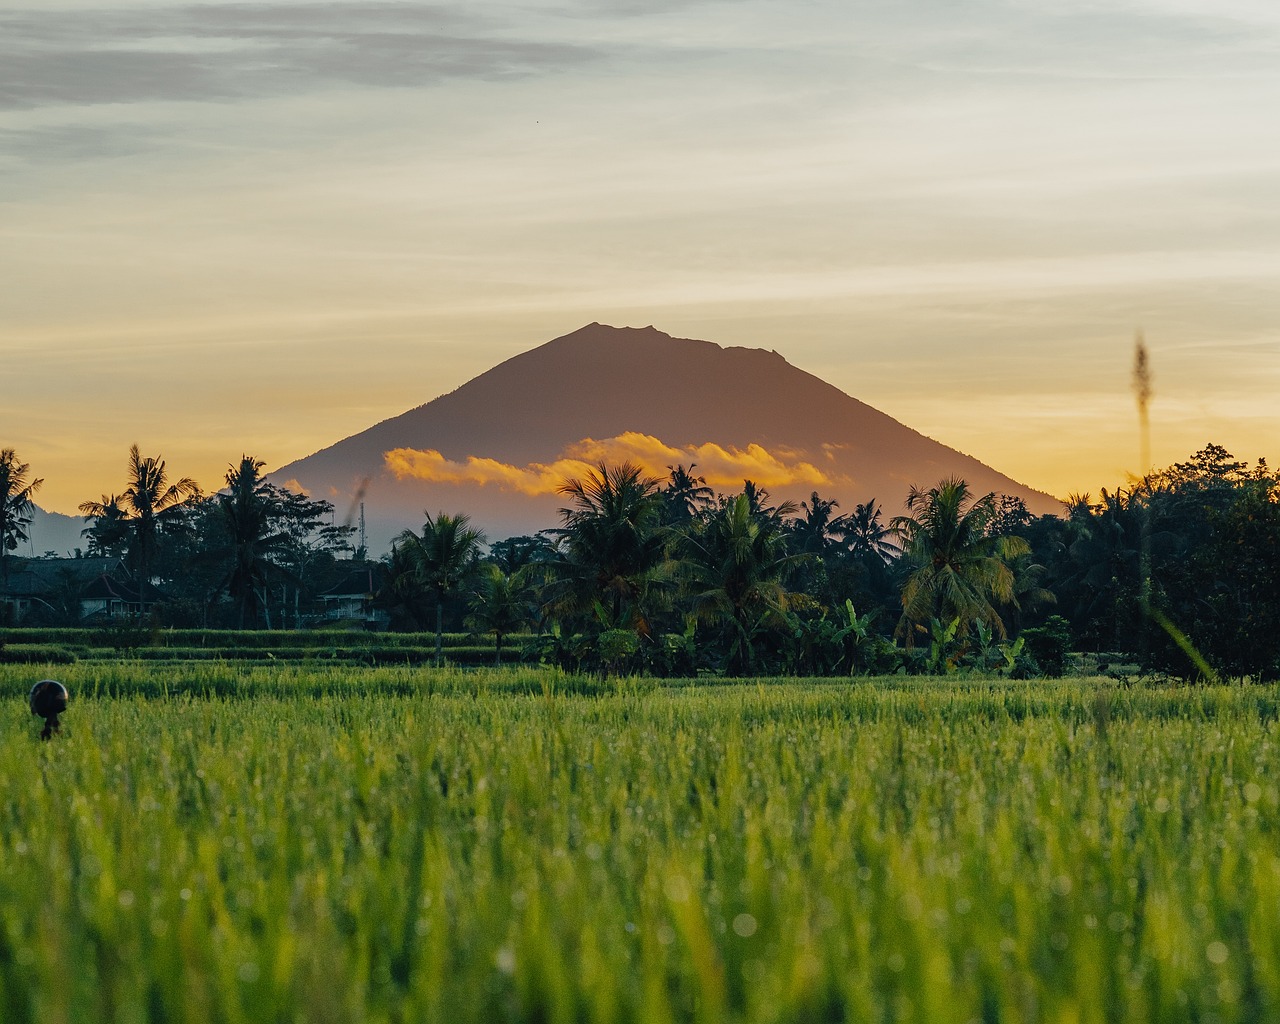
left=269, top=323, right=1061, bottom=555
left=22, top=505, right=85, bottom=557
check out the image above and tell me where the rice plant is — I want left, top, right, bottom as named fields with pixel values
left=1, top=665, right=1276, bottom=1022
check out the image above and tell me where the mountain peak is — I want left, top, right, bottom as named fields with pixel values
left=270, top=324, right=1059, bottom=550
left=576, top=321, right=666, bottom=335
left=555, top=322, right=688, bottom=348
left=541, top=322, right=793, bottom=370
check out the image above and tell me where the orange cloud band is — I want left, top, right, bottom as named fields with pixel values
left=384, top=432, right=831, bottom=495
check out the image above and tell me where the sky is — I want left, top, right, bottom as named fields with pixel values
left=4, top=0, right=1279, bottom=517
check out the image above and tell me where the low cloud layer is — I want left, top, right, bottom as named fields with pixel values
left=384, top=432, right=832, bottom=496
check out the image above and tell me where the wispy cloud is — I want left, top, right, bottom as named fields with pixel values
left=385, top=432, right=832, bottom=495
left=0, top=123, right=167, bottom=163
left=0, top=3, right=599, bottom=110
left=12, top=0, right=1267, bottom=116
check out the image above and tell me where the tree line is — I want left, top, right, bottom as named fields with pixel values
left=2, top=442, right=1278, bottom=680
left=1, top=446, right=356, bottom=629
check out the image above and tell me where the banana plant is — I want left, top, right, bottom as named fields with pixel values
left=973, top=620, right=1026, bottom=676
left=925, top=616, right=962, bottom=674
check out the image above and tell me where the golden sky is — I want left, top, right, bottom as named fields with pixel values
left=4, top=0, right=1279, bottom=516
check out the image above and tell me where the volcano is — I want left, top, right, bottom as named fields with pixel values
left=269, top=323, right=1060, bottom=554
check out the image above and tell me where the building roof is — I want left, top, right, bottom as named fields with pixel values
left=80, top=573, right=143, bottom=603
left=1, top=557, right=123, bottom=597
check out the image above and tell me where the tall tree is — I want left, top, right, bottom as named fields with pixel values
left=395, top=512, right=486, bottom=665
left=466, top=564, right=534, bottom=665
left=79, top=445, right=200, bottom=613
left=683, top=492, right=808, bottom=675
left=783, top=492, right=845, bottom=610
left=738, top=480, right=796, bottom=523
left=210, top=456, right=290, bottom=628
left=542, top=462, right=672, bottom=636
left=1118, top=446, right=1280, bottom=678
left=81, top=494, right=130, bottom=559
left=1051, top=487, right=1146, bottom=651
left=377, top=543, right=433, bottom=631
left=788, top=492, right=844, bottom=556
left=891, top=478, right=1030, bottom=644
left=1194, top=470, right=1280, bottom=677
left=271, top=487, right=355, bottom=627
left=661, top=463, right=714, bottom=525
left=823, top=497, right=899, bottom=614
left=0, top=449, right=42, bottom=594
left=487, top=534, right=556, bottom=575
left=838, top=499, right=896, bottom=564
left=988, top=495, right=1034, bottom=538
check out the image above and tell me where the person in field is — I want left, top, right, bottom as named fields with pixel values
left=30, top=679, right=68, bottom=740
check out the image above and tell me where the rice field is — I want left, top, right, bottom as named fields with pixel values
left=1, top=662, right=1278, bottom=1023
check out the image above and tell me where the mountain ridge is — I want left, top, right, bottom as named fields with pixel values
left=19, top=505, right=85, bottom=558
left=270, top=323, right=1059, bottom=552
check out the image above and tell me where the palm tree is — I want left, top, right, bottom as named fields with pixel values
left=211, top=456, right=290, bottom=628
left=782, top=492, right=846, bottom=607
left=683, top=492, right=808, bottom=675
left=829, top=498, right=900, bottom=609
left=396, top=512, right=486, bottom=665
left=661, top=463, right=714, bottom=525
left=542, top=462, right=673, bottom=636
left=80, top=494, right=130, bottom=559
left=891, top=478, right=1029, bottom=645
left=739, top=480, right=796, bottom=523
left=466, top=564, right=534, bottom=665
left=1056, top=487, right=1146, bottom=650
left=838, top=499, right=896, bottom=564
left=376, top=542, right=433, bottom=631
left=789, top=491, right=843, bottom=555
left=1001, top=550, right=1057, bottom=635
left=79, top=445, right=199, bottom=613
left=0, top=449, right=42, bottom=594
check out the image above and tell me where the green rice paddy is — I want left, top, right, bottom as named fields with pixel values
left=1, top=663, right=1277, bottom=1023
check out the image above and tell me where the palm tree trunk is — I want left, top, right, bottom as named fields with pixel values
left=435, top=600, right=444, bottom=666
left=733, top=609, right=754, bottom=676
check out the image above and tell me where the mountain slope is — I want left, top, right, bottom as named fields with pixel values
left=270, top=323, right=1059, bottom=552
left=23, top=505, right=86, bottom=557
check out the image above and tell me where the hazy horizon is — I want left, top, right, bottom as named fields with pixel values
left=5, top=0, right=1278, bottom=516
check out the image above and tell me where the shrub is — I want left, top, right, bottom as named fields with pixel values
left=0, top=644, right=78, bottom=665
left=1020, top=616, right=1073, bottom=677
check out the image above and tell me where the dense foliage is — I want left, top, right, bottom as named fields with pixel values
left=5, top=442, right=1278, bottom=680
left=510, top=450, right=1279, bottom=681
left=1043, top=446, right=1280, bottom=681
left=47, top=448, right=357, bottom=630
left=0, top=449, right=42, bottom=593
